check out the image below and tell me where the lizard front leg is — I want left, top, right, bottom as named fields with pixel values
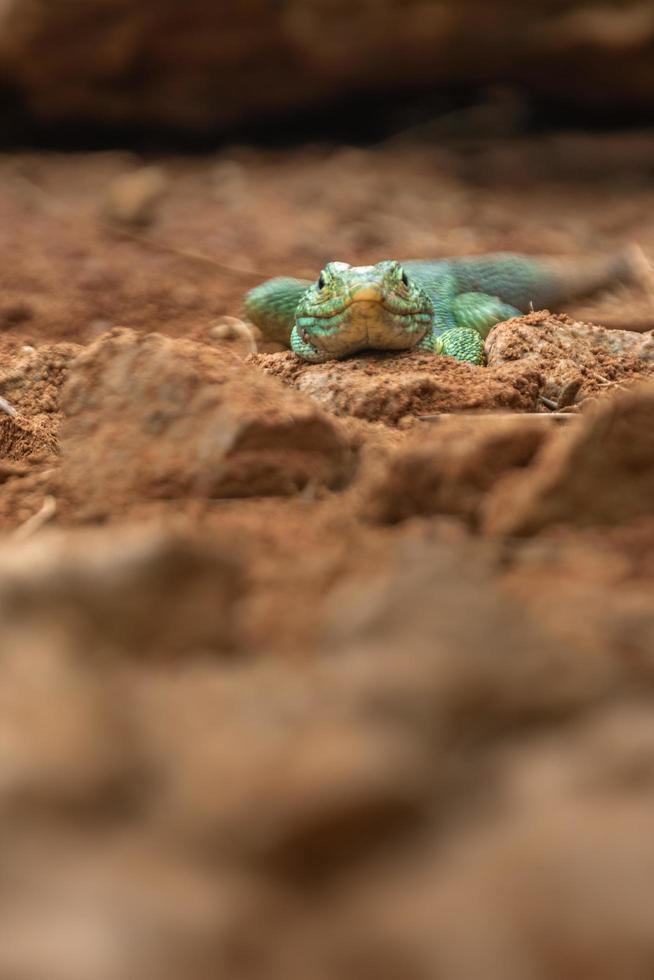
left=415, top=326, right=485, bottom=364
left=420, top=292, right=518, bottom=364
left=290, top=324, right=332, bottom=362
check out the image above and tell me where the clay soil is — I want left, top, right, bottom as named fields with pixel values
left=2, top=137, right=654, bottom=979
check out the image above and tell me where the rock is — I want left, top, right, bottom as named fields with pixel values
left=0, top=831, right=250, bottom=980
left=321, top=537, right=618, bottom=734
left=254, top=350, right=541, bottom=424
left=484, top=383, right=654, bottom=536
left=2, top=2, right=654, bottom=133
left=336, top=796, right=654, bottom=980
left=101, top=165, right=168, bottom=228
left=432, top=798, right=654, bottom=980
left=0, top=341, right=82, bottom=416
left=500, top=521, right=654, bottom=679
left=0, top=413, right=57, bottom=459
left=0, top=340, right=74, bottom=459
left=0, top=340, right=82, bottom=462
left=207, top=317, right=257, bottom=358
left=136, top=663, right=432, bottom=871
left=0, top=628, right=137, bottom=819
left=0, top=525, right=244, bottom=658
left=360, top=415, right=548, bottom=526
left=485, top=312, right=654, bottom=403
left=59, top=329, right=356, bottom=514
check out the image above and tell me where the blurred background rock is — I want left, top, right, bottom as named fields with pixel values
left=1, top=0, right=654, bottom=143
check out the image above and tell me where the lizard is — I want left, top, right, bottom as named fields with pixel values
left=244, top=246, right=647, bottom=365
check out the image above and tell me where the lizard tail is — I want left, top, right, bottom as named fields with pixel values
left=538, top=244, right=652, bottom=308
left=450, top=245, right=651, bottom=313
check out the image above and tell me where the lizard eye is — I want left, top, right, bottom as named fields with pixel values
left=317, top=272, right=326, bottom=290
left=401, top=269, right=410, bottom=288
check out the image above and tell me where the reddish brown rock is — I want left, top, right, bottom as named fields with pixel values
left=0, top=525, right=244, bottom=658
left=136, top=663, right=432, bottom=871
left=485, top=312, right=654, bottom=404
left=0, top=341, right=83, bottom=416
left=2, top=1, right=654, bottom=133
left=360, top=416, right=548, bottom=526
left=485, top=383, right=654, bottom=536
left=336, top=797, right=654, bottom=980
left=254, top=350, right=541, bottom=424
left=0, top=340, right=82, bottom=461
left=59, top=329, right=356, bottom=515
left=0, top=413, right=57, bottom=460
left=0, top=628, right=137, bottom=819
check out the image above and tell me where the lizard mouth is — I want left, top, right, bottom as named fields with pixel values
left=297, top=303, right=433, bottom=349
left=308, top=297, right=431, bottom=319
left=307, top=282, right=431, bottom=319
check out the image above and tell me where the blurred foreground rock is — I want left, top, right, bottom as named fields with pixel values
left=1, top=1, right=654, bottom=133
left=485, top=383, right=654, bottom=535
left=0, top=526, right=653, bottom=979
left=360, top=416, right=548, bottom=526
left=0, top=524, right=244, bottom=657
left=59, top=329, right=356, bottom=516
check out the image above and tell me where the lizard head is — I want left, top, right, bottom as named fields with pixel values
left=294, top=261, right=433, bottom=358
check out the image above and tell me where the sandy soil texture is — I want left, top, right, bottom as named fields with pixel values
left=1, top=138, right=654, bottom=979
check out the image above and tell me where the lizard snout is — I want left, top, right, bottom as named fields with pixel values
left=349, top=283, right=384, bottom=304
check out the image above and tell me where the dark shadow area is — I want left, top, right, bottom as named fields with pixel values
left=3, top=82, right=654, bottom=154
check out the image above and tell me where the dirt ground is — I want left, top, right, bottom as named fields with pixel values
left=2, top=135, right=654, bottom=978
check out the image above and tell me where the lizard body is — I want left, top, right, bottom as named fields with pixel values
left=245, top=248, right=644, bottom=365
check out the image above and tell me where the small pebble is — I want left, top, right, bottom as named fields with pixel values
left=102, top=165, right=168, bottom=228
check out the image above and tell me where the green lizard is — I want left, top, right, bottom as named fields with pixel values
left=244, top=247, right=645, bottom=365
